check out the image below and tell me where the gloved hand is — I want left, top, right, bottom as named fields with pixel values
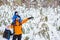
left=28, top=17, right=34, bottom=19
left=17, top=15, right=20, bottom=18
left=11, top=22, right=15, bottom=25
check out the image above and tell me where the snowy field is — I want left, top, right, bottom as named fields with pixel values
left=0, top=5, right=60, bottom=40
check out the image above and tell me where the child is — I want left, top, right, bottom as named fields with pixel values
left=12, top=11, right=22, bottom=24
left=3, top=25, right=12, bottom=40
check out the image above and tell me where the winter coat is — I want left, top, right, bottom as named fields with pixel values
left=3, top=29, right=12, bottom=39
left=12, top=12, right=22, bottom=23
left=10, top=18, right=29, bottom=35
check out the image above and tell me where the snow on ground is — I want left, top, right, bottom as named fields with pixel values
left=0, top=5, right=60, bottom=40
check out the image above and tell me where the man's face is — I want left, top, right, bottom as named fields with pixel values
left=16, top=17, right=19, bottom=21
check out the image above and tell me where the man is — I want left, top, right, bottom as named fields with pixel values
left=10, top=16, right=34, bottom=40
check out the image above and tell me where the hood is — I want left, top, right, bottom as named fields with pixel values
left=14, top=11, right=18, bottom=15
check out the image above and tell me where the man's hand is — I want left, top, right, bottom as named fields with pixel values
left=11, top=22, right=15, bottom=25
left=28, top=17, right=34, bottom=19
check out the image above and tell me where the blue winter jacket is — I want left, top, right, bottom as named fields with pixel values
left=12, top=12, right=22, bottom=23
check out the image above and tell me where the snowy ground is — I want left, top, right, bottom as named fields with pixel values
left=0, top=35, right=12, bottom=40
left=0, top=5, right=60, bottom=40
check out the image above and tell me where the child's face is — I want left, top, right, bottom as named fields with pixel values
left=16, top=13, right=18, bottom=15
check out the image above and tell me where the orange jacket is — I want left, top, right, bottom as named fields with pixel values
left=10, top=18, right=29, bottom=35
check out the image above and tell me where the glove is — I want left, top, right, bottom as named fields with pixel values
left=11, top=22, right=15, bottom=25
left=28, top=17, right=34, bottom=19
left=17, top=15, right=20, bottom=18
